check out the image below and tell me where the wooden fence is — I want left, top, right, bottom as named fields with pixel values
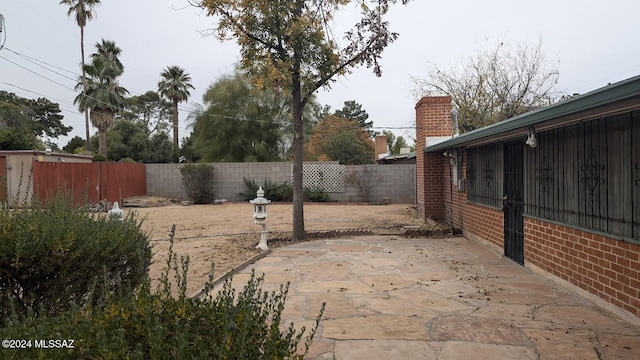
left=32, top=162, right=146, bottom=205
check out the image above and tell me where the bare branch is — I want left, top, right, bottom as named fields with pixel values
left=412, top=38, right=560, bottom=132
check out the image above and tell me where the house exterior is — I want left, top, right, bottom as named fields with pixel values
left=374, top=134, right=416, bottom=164
left=0, top=151, right=93, bottom=206
left=415, top=76, right=640, bottom=323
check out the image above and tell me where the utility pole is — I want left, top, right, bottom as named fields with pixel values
left=0, top=14, right=6, bottom=50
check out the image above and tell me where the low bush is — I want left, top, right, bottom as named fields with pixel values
left=303, top=186, right=330, bottom=202
left=180, top=163, right=215, bottom=204
left=0, top=193, right=152, bottom=318
left=91, top=154, right=108, bottom=162
left=0, top=226, right=324, bottom=359
left=239, top=177, right=293, bottom=202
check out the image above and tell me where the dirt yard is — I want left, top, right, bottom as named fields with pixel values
left=125, top=198, right=428, bottom=296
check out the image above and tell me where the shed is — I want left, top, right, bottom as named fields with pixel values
left=0, top=151, right=93, bottom=206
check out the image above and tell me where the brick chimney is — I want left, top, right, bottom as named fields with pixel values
left=415, top=96, right=452, bottom=222
left=374, top=135, right=389, bottom=160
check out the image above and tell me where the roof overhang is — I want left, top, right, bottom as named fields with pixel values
left=424, top=75, right=640, bottom=152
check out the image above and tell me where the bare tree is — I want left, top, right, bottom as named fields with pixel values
left=346, top=165, right=378, bottom=203
left=413, top=38, right=560, bottom=132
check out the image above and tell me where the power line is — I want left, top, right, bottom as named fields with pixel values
left=0, top=82, right=81, bottom=115
left=0, top=49, right=417, bottom=133
left=0, top=54, right=76, bottom=92
left=5, top=47, right=78, bottom=81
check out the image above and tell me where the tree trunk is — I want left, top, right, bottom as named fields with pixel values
left=80, top=24, right=91, bottom=151
left=98, top=128, right=107, bottom=158
left=172, top=99, right=179, bottom=157
left=292, top=89, right=305, bottom=240
left=291, top=3, right=305, bottom=241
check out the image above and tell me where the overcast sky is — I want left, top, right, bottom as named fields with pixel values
left=1, top=0, right=639, bottom=148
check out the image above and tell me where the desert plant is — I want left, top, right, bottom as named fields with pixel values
left=0, top=225, right=324, bottom=359
left=238, top=177, right=293, bottom=202
left=180, top=163, right=215, bottom=204
left=0, top=192, right=151, bottom=318
left=346, top=165, right=377, bottom=203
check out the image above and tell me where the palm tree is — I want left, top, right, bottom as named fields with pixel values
left=74, top=42, right=128, bottom=158
left=60, top=0, right=101, bottom=151
left=92, top=39, right=124, bottom=74
left=158, top=66, right=194, bottom=151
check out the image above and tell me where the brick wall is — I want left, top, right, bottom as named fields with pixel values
left=422, top=146, right=640, bottom=319
left=374, top=135, right=388, bottom=160
left=146, top=162, right=416, bottom=204
left=464, top=203, right=504, bottom=250
left=430, top=141, right=640, bottom=318
left=415, top=96, right=452, bottom=221
left=415, top=96, right=640, bottom=321
left=526, top=218, right=640, bottom=318
left=440, top=151, right=504, bottom=249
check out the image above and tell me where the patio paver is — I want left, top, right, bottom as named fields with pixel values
left=230, top=236, right=640, bottom=359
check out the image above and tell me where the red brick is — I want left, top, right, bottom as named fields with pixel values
left=603, top=286, right=616, bottom=297
left=622, top=285, right=637, bottom=298
left=610, top=263, right=624, bottom=275
left=611, top=298, right=624, bottom=309
left=610, top=280, right=623, bottom=292
left=617, top=273, right=631, bottom=286
left=604, top=252, right=616, bottom=262
left=625, top=250, right=640, bottom=262
left=618, top=257, right=630, bottom=268
left=592, top=281, right=604, bottom=292
left=611, top=246, right=626, bottom=257
left=597, top=274, right=610, bottom=286
left=604, top=269, right=616, bottom=280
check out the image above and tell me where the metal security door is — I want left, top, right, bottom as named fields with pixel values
left=503, top=141, right=524, bottom=265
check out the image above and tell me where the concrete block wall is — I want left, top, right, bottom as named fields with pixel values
left=336, top=164, right=416, bottom=203
left=213, top=162, right=292, bottom=201
left=146, top=162, right=416, bottom=204
left=146, top=162, right=293, bottom=201
left=146, top=163, right=184, bottom=200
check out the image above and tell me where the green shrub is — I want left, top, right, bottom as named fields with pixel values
left=180, top=163, right=215, bottom=204
left=304, top=186, right=330, bottom=202
left=91, top=154, right=107, bottom=162
left=0, top=193, right=151, bottom=318
left=239, top=177, right=293, bottom=202
left=116, top=157, right=137, bottom=163
left=0, top=226, right=324, bottom=359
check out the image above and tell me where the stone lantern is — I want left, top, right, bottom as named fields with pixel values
left=250, top=186, right=271, bottom=250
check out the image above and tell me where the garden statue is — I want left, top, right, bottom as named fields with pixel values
left=108, top=202, right=124, bottom=221
left=250, top=187, right=271, bottom=250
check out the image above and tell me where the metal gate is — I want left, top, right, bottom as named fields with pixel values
left=503, top=141, right=525, bottom=265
